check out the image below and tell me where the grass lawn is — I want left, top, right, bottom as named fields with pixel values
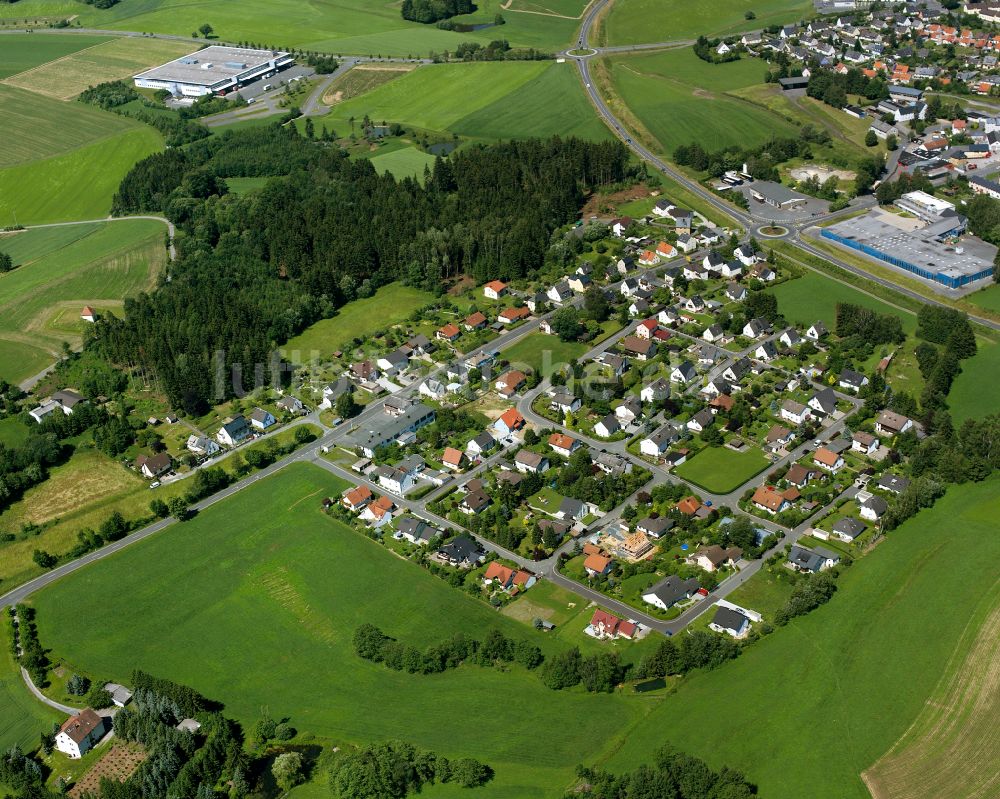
left=0, top=636, right=63, bottom=753
left=603, top=0, right=811, bottom=45
left=948, top=337, right=1000, bottom=424
left=3, top=37, right=192, bottom=100
left=0, top=416, right=30, bottom=447
left=767, top=270, right=918, bottom=336
left=281, top=282, right=434, bottom=362
left=0, top=219, right=167, bottom=382
left=0, top=33, right=111, bottom=79
left=602, top=476, right=1000, bottom=798
left=605, top=49, right=799, bottom=155
left=30, top=464, right=647, bottom=798
left=0, top=125, right=163, bottom=225
left=504, top=332, right=589, bottom=376
left=224, top=176, right=273, bottom=195
left=966, top=282, right=1000, bottom=313
left=723, top=567, right=795, bottom=621
left=311, top=61, right=605, bottom=142
left=673, top=445, right=769, bottom=493
left=367, top=145, right=437, bottom=180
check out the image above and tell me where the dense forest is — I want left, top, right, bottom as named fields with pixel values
left=95, top=126, right=633, bottom=413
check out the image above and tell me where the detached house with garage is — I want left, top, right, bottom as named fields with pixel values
left=217, top=415, right=251, bottom=447
left=483, top=280, right=508, bottom=299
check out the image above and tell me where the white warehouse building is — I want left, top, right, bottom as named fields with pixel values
left=133, top=45, right=293, bottom=97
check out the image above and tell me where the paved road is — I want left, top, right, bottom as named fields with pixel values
left=20, top=667, right=80, bottom=715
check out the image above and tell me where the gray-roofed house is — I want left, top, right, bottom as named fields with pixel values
left=876, top=473, right=910, bottom=494
left=860, top=494, right=888, bottom=521
left=637, top=516, right=675, bottom=539
left=709, top=606, right=751, bottom=638
left=438, top=535, right=484, bottom=566
left=787, top=544, right=840, bottom=573
left=217, top=415, right=251, bottom=447
left=642, top=575, right=701, bottom=611
left=832, top=517, right=867, bottom=542
left=397, top=516, right=435, bottom=545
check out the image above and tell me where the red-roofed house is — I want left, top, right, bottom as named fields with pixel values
left=483, top=280, right=508, bottom=299
left=638, top=249, right=659, bottom=266
left=441, top=447, right=465, bottom=471
left=636, top=318, right=658, bottom=339
left=343, top=485, right=373, bottom=511
left=589, top=609, right=637, bottom=639
left=498, top=306, right=531, bottom=324
left=814, top=447, right=845, bottom=473
left=493, top=408, right=525, bottom=437
left=495, top=370, right=526, bottom=398
left=548, top=432, right=579, bottom=457
left=584, top=553, right=613, bottom=576
left=437, top=323, right=461, bottom=341
left=677, top=496, right=702, bottom=516
left=81, top=306, right=96, bottom=323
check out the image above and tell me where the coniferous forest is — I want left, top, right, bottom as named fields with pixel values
left=95, top=126, right=636, bottom=413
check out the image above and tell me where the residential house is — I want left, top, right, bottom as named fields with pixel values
left=752, top=485, right=791, bottom=515
left=635, top=318, right=658, bottom=339
left=806, top=321, right=828, bottom=340
left=852, top=431, right=879, bottom=455
left=814, top=447, right=845, bottom=473
left=483, top=280, right=508, bottom=299
left=640, top=378, right=671, bottom=404
left=726, top=283, right=747, bottom=302
left=787, top=544, right=840, bottom=573
left=458, top=315, right=488, bottom=338
left=276, top=395, right=304, bottom=415
left=558, top=496, right=596, bottom=521
left=754, top=340, right=778, bottom=362
left=374, top=464, right=417, bottom=496
left=498, top=306, right=530, bottom=325
left=621, top=335, right=656, bottom=361
left=734, top=243, right=758, bottom=266
left=55, top=709, right=108, bottom=759
left=670, top=360, right=697, bottom=385
left=419, top=379, right=447, bottom=401
left=467, top=430, right=496, bottom=456
left=785, top=463, right=818, bottom=489
left=594, top=413, right=621, bottom=438
left=743, top=318, right=771, bottom=338
left=217, top=415, right=251, bottom=447
left=441, top=447, right=466, bottom=471
left=765, top=424, right=794, bottom=452
left=460, top=488, right=492, bottom=515
left=723, top=357, right=751, bottom=383
left=588, top=609, right=637, bottom=640
left=595, top=451, right=632, bottom=476
left=831, top=517, right=867, bottom=542
left=548, top=389, right=581, bottom=415
left=640, top=424, right=680, bottom=458
left=186, top=435, right=220, bottom=457
left=548, top=432, right=579, bottom=457
left=249, top=407, right=276, bottom=430
left=876, top=473, right=911, bottom=494
left=642, top=575, right=700, bottom=610
left=839, top=369, right=869, bottom=392
left=687, top=545, right=742, bottom=572
left=687, top=408, right=715, bottom=433
left=493, top=408, right=525, bottom=438
left=677, top=495, right=704, bottom=516
left=779, top=328, right=802, bottom=348
left=495, top=370, right=526, bottom=398
left=514, top=449, right=549, bottom=474
left=808, top=388, right=838, bottom=417
left=135, top=453, right=172, bottom=480
left=615, top=397, right=642, bottom=424
left=780, top=399, right=812, bottom=426
left=397, top=516, right=435, bottom=545
left=860, top=494, right=888, bottom=521
left=709, top=606, right=751, bottom=639
left=875, top=410, right=914, bottom=436
left=437, top=323, right=461, bottom=342
left=376, top=348, right=410, bottom=374
left=342, top=485, right=373, bottom=512
left=438, top=535, right=484, bottom=566
left=703, top=324, right=725, bottom=343
left=637, top=516, right=675, bottom=539
left=584, top=553, right=613, bottom=576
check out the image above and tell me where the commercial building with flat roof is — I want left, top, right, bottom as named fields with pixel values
left=822, top=209, right=995, bottom=289
left=134, top=46, right=293, bottom=97
left=750, top=181, right=808, bottom=209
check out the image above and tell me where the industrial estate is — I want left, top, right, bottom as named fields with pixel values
left=1, top=1, right=1000, bottom=798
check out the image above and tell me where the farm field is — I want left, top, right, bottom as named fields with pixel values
left=0, top=84, right=140, bottom=168
left=30, top=464, right=647, bottom=798
left=321, top=65, right=413, bottom=105
left=368, top=145, right=437, bottom=180
left=602, top=0, right=811, bottom=46
left=0, top=126, right=163, bottom=226
left=312, top=61, right=607, bottom=142
left=281, top=282, right=434, bottom=362
left=604, top=49, right=799, bottom=154
left=3, top=37, right=193, bottom=100
left=0, top=0, right=578, bottom=54
left=0, top=218, right=167, bottom=382
left=0, top=34, right=111, bottom=78
left=862, top=585, right=1000, bottom=799
left=673, top=445, right=770, bottom=493
left=602, top=477, right=1000, bottom=799
left=767, top=270, right=918, bottom=336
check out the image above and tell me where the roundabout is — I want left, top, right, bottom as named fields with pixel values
left=757, top=224, right=789, bottom=238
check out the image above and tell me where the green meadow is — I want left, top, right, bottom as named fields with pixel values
left=0, top=84, right=140, bottom=168
left=603, top=0, right=811, bottom=46
left=0, top=126, right=162, bottom=225
left=0, top=0, right=578, bottom=54
left=0, top=219, right=167, bottom=382
left=282, top=282, right=435, bottom=361
left=602, top=477, right=1000, bottom=798
left=30, top=464, right=647, bottom=798
left=504, top=332, right=592, bottom=376
left=605, top=49, right=799, bottom=154
left=0, top=33, right=111, bottom=78
left=0, top=638, right=63, bottom=753
left=311, top=62, right=607, bottom=142
left=368, top=145, right=438, bottom=180
left=948, top=338, right=1000, bottom=424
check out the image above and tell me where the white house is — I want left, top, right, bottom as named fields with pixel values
left=55, top=710, right=108, bottom=759
left=780, top=400, right=812, bottom=426
left=249, top=407, right=276, bottom=431
left=640, top=378, right=671, bottom=404
left=186, top=435, right=220, bottom=457
left=483, top=280, right=508, bottom=299
left=217, top=416, right=251, bottom=447
left=594, top=414, right=621, bottom=438
left=640, top=424, right=679, bottom=458
left=670, top=361, right=697, bottom=385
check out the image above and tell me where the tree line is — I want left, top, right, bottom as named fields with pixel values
left=401, top=0, right=473, bottom=23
